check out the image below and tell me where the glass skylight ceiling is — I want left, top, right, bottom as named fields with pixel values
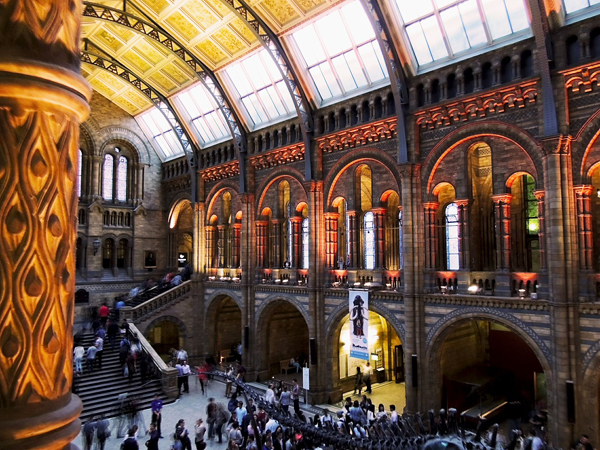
left=176, top=84, right=230, bottom=146
left=292, top=0, right=388, bottom=103
left=138, top=108, right=185, bottom=161
left=224, top=49, right=296, bottom=129
left=563, top=0, right=600, bottom=14
left=394, top=0, right=530, bottom=67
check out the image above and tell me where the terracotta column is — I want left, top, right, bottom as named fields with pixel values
left=0, top=0, right=91, bottom=447
left=574, top=185, right=593, bottom=271
left=372, top=207, right=386, bottom=269
left=534, top=191, right=546, bottom=271
left=232, top=223, right=242, bottom=268
left=493, top=194, right=512, bottom=271
left=346, top=211, right=358, bottom=268
left=290, top=217, right=303, bottom=268
left=205, top=225, right=216, bottom=269
left=423, top=202, right=439, bottom=270
left=255, top=220, right=268, bottom=268
left=455, top=200, right=470, bottom=271
left=270, top=218, right=281, bottom=268
left=324, top=212, right=339, bottom=268
left=217, top=225, right=226, bottom=268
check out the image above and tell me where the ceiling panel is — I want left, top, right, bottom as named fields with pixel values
left=213, top=26, right=249, bottom=53
left=260, top=0, right=300, bottom=25
left=165, top=10, right=202, bottom=41
left=182, top=0, right=220, bottom=30
left=196, top=39, right=228, bottom=65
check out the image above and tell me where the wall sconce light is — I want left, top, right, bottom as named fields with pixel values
left=468, top=284, right=478, bottom=294
left=597, top=189, right=600, bottom=198
left=93, top=238, right=101, bottom=255
left=518, top=288, right=526, bottom=299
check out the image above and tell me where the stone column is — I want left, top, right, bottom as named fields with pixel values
left=289, top=217, right=302, bottom=268
left=346, top=211, right=358, bottom=268
left=91, top=155, right=103, bottom=200
left=232, top=223, right=242, bottom=268
left=456, top=200, right=470, bottom=271
left=255, top=220, right=268, bottom=268
left=205, top=225, right=216, bottom=269
left=0, top=0, right=91, bottom=447
left=372, top=207, right=386, bottom=269
left=534, top=190, right=547, bottom=271
left=270, top=219, right=281, bottom=268
left=574, top=185, right=593, bottom=271
left=493, top=194, right=512, bottom=271
left=324, top=212, right=339, bottom=269
left=217, top=225, right=226, bottom=268
left=423, top=202, right=439, bottom=270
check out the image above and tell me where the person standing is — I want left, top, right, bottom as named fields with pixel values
left=572, top=435, right=594, bottom=450
left=147, top=423, right=160, bottom=450
left=151, top=394, right=163, bottom=437
left=86, top=343, right=98, bottom=374
left=265, top=384, right=276, bottom=406
left=82, top=418, right=96, bottom=450
left=363, top=362, right=373, bottom=394
left=279, top=386, right=291, bottom=416
left=107, top=319, right=120, bottom=350
left=181, top=360, right=191, bottom=393
left=195, top=418, right=207, bottom=450
left=176, top=419, right=192, bottom=450
left=291, top=379, right=302, bottom=420
left=122, top=427, right=139, bottom=450
left=73, top=343, right=85, bottom=376
left=98, top=303, right=110, bottom=328
left=96, top=415, right=110, bottom=450
left=206, top=397, right=217, bottom=440
left=354, top=367, right=363, bottom=395
left=94, top=335, right=104, bottom=370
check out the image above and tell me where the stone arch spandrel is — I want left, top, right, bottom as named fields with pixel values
left=205, top=290, right=244, bottom=314
left=255, top=168, right=307, bottom=217
left=255, top=294, right=311, bottom=329
left=204, top=292, right=243, bottom=359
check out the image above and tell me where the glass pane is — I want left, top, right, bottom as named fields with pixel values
left=179, top=91, right=200, bottom=118
left=449, top=254, right=459, bottom=270
left=102, top=154, right=113, bottom=201
left=459, top=0, right=488, bottom=46
left=563, top=0, right=588, bottom=12
left=192, top=117, right=212, bottom=143
left=441, top=6, right=470, bottom=53
left=318, top=61, right=343, bottom=97
left=116, top=156, right=127, bottom=202
left=150, top=108, right=171, bottom=133
left=421, top=15, right=448, bottom=60
left=406, top=23, right=434, bottom=65
left=243, top=53, right=271, bottom=88
left=317, top=10, right=352, bottom=56
left=504, top=0, right=529, bottom=32
left=267, top=85, right=287, bottom=115
left=164, top=130, right=181, bottom=156
left=154, top=135, right=172, bottom=159
left=332, top=54, right=358, bottom=92
left=358, top=43, right=386, bottom=82
left=226, top=64, right=253, bottom=96
left=396, top=0, right=434, bottom=22
left=191, top=85, right=215, bottom=114
left=341, top=1, right=375, bottom=44
left=293, top=24, right=326, bottom=66
left=205, top=112, right=225, bottom=140
left=344, top=50, right=368, bottom=87
left=276, top=81, right=296, bottom=112
left=309, top=65, right=334, bottom=100
left=242, top=95, right=265, bottom=125
left=211, top=112, right=230, bottom=138
left=261, top=51, right=284, bottom=82
left=257, top=87, right=280, bottom=118
left=482, top=0, right=512, bottom=39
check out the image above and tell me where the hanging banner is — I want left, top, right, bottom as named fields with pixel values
left=349, top=290, right=369, bottom=360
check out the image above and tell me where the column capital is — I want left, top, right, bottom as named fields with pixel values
left=574, top=184, right=594, bottom=196
left=534, top=190, right=546, bottom=201
left=324, top=212, right=340, bottom=220
left=371, top=207, right=387, bottom=214
left=423, top=202, right=439, bottom=210
left=346, top=210, right=358, bottom=217
left=455, top=199, right=469, bottom=207
left=492, top=194, right=513, bottom=204
left=289, top=216, right=304, bottom=224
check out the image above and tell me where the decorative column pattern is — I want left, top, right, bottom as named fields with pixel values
left=205, top=226, right=216, bottom=268
left=271, top=219, right=281, bottom=268
left=423, top=203, right=439, bottom=270
left=232, top=223, right=242, bottom=268
left=346, top=211, right=358, bottom=268
left=534, top=190, right=546, bottom=271
left=455, top=200, right=470, bottom=271
left=493, top=194, right=512, bottom=271
left=290, top=217, right=302, bottom=268
left=0, top=0, right=91, bottom=445
left=324, top=212, right=339, bottom=268
left=574, top=185, right=593, bottom=271
left=217, top=225, right=226, bottom=268
left=255, top=221, right=268, bottom=268
left=372, top=207, right=386, bottom=269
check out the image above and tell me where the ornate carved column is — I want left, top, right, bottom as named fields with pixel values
left=0, top=0, right=91, bottom=446
left=324, top=212, right=339, bottom=268
left=290, top=217, right=302, bottom=268
left=534, top=190, right=546, bottom=272
left=423, top=202, right=439, bottom=270
left=346, top=211, right=358, bottom=268
left=574, top=185, right=593, bottom=271
left=493, top=194, right=512, bottom=271
left=232, top=223, right=242, bottom=268
left=455, top=200, right=470, bottom=271
left=205, top=225, right=216, bottom=269
left=270, top=219, right=281, bottom=268
left=255, top=220, right=268, bottom=268
left=372, top=207, right=386, bottom=269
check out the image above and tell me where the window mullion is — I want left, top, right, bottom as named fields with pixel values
left=315, top=22, right=347, bottom=96
left=476, top=0, right=494, bottom=43
left=434, top=8, right=455, bottom=58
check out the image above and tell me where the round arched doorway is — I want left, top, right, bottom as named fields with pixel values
left=146, top=320, right=182, bottom=361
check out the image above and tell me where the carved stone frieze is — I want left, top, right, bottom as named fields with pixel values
left=414, top=81, right=538, bottom=130
left=200, top=161, right=240, bottom=183
left=562, top=62, right=600, bottom=93
left=316, top=118, right=398, bottom=153
left=249, top=144, right=305, bottom=170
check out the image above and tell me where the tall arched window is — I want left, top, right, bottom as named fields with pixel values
left=117, top=239, right=128, bottom=268
left=399, top=210, right=404, bottom=269
left=286, top=202, right=293, bottom=267
left=302, top=218, right=309, bottom=269
left=445, top=203, right=460, bottom=270
left=102, top=238, right=114, bottom=269
left=102, top=154, right=114, bottom=201
left=364, top=211, right=375, bottom=269
left=116, top=156, right=128, bottom=202
left=77, top=149, right=82, bottom=198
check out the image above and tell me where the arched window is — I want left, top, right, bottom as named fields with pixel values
left=116, top=156, right=128, bottom=202
left=102, top=238, right=114, bottom=269
left=77, top=149, right=82, bottom=198
left=302, top=218, right=309, bottom=269
left=102, top=154, right=114, bottom=201
left=445, top=203, right=460, bottom=270
left=117, top=239, right=128, bottom=269
left=364, top=212, right=375, bottom=269
left=286, top=202, right=293, bottom=267
left=399, top=210, right=404, bottom=269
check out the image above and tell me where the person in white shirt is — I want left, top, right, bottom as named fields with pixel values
left=181, top=360, right=191, bottom=393
left=265, top=384, right=276, bottom=405
left=265, top=416, right=279, bottom=434
left=73, top=344, right=85, bottom=376
left=363, top=362, right=373, bottom=394
left=234, top=401, right=247, bottom=424
left=390, top=404, right=398, bottom=424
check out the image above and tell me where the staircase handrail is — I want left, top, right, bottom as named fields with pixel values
left=120, top=280, right=192, bottom=322
left=127, top=322, right=179, bottom=400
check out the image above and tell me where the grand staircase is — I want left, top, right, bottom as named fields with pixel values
left=72, top=332, right=174, bottom=422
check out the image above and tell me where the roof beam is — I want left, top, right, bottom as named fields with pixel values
left=359, top=0, right=409, bottom=163
left=81, top=45, right=200, bottom=201
left=82, top=1, right=249, bottom=191
left=218, top=0, right=315, bottom=180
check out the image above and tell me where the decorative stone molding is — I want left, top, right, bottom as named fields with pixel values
left=414, top=81, right=538, bottom=129
left=315, top=118, right=397, bottom=153
left=120, top=281, right=192, bottom=322
left=424, top=294, right=549, bottom=311
left=249, top=144, right=305, bottom=170
left=200, top=161, right=240, bottom=183
left=562, top=62, right=600, bottom=93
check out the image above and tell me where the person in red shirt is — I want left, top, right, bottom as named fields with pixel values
left=98, top=303, right=110, bottom=327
